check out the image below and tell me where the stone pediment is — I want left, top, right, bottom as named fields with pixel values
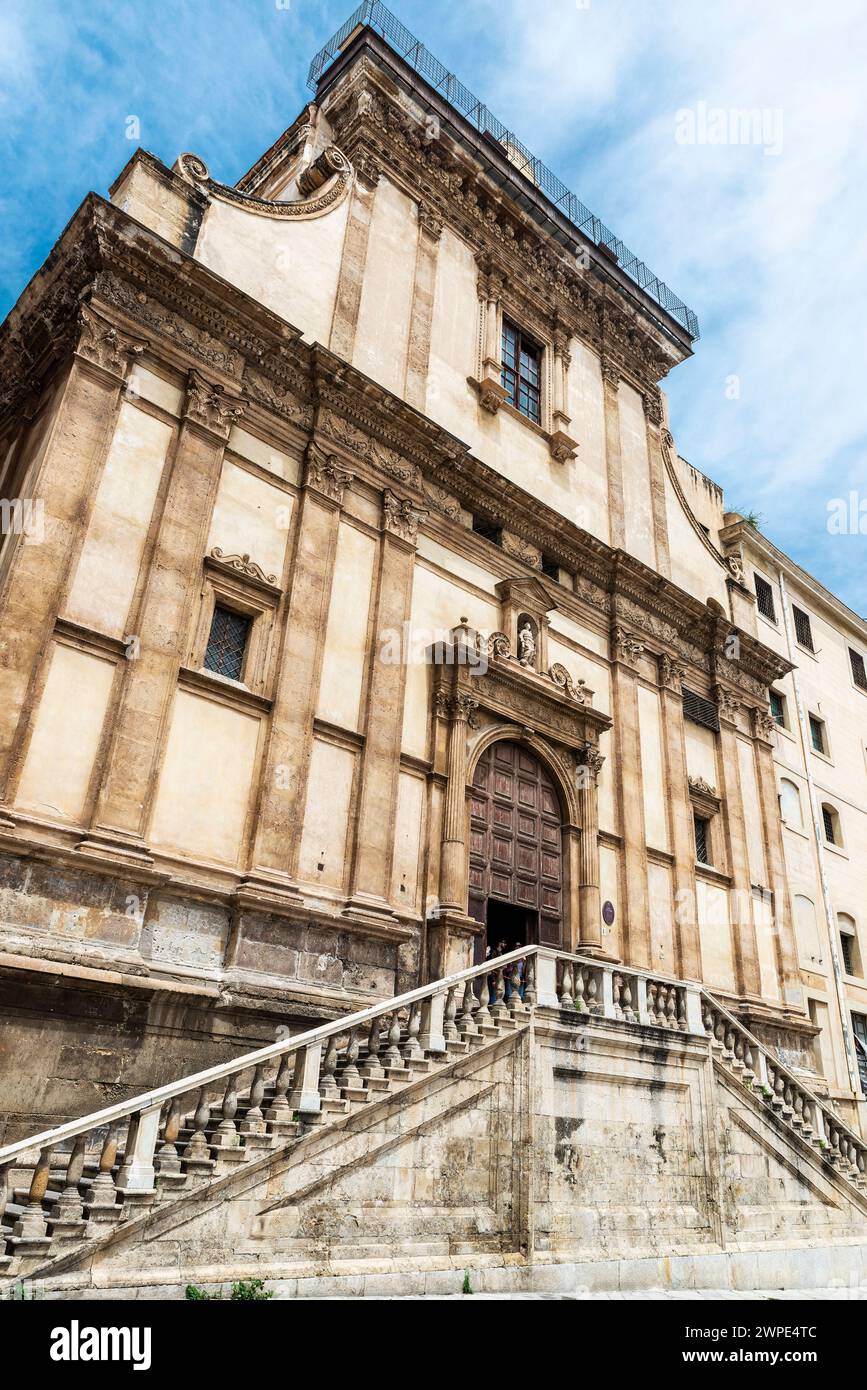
left=495, top=576, right=557, bottom=614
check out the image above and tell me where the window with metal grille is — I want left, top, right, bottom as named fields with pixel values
left=850, top=648, right=867, bottom=691
left=754, top=574, right=776, bottom=622
left=682, top=686, right=720, bottom=733
left=821, top=804, right=837, bottom=845
left=792, top=605, right=814, bottom=651
left=204, top=605, right=251, bottom=682
left=501, top=319, right=541, bottom=424
left=809, top=715, right=826, bottom=754
left=694, top=815, right=710, bottom=865
left=769, top=690, right=786, bottom=726
left=841, top=933, right=856, bottom=977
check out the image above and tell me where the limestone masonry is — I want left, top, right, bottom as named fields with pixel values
left=0, top=7, right=865, bottom=1295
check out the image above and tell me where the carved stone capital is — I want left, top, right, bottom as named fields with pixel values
left=354, top=152, right=382, bottom=192
left=383, top=488, right=427, bottom=545
left=611, top=625, right=645, bottom=667
left=76, top=303, right=148, bottom=379
left=476, top=375, right=508, bottom=414
left=549, top=429, right=579, bottom=464
left=658, top=652, right=687, bottom=692
left=713, top=683, right=742, bottom=724
left=752, top=706, right=778, bottom=744
left=600, top=355, right=621, bottom=391
left=642, top=387, right=664, bottom=428
left=304, top=442, right=354, bottom=504
left=433, top=689, right=478, bottom=727
left=417, top=202, right=443, bottom=241
left=575, top=742, right=605, bottom=783
left=184, top=369, right=245, bottom=438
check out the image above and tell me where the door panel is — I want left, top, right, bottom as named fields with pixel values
left=468, top=740, right=564, bottom=945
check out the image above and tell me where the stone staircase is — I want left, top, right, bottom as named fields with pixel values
left=1, top=946, right=865, bottom=1292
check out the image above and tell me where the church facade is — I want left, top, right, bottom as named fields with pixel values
left=0, top=11, right=864, bottom=1145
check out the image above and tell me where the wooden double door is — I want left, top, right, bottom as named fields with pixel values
left=467, top=741, right=564, bottom=949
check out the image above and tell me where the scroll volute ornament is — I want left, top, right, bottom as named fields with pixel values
left=76, top=303, right=148, bottom=379
left=184, top=369, right=245, bottom=438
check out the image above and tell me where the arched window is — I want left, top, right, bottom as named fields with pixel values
left=837, top=913, right=862, bottom=978
left=779, top=778, right=802, bottom=827
left=794, top=894, right=822, bottom=967
left=821, top=803, right=842, bottom=847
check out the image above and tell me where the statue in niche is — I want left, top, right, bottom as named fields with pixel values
left=517, top=616, right=538, bottom=669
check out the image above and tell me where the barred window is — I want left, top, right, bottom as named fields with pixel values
left=682, top=686, right=720, bottom=733
left=792, top=605, right=814, bottom=651
left=694, top=815, right=710, bottom=866
left=501, top=319, right=541, bottom=425
left=769, top=690, right=786, bottom=726
left=204, top=605, right=251, bottom=682
left=809, top=715, right=826, bottom=755
left=754, top=574, right=776, bottom=622
left=850, top=648, right=867, bottom=691
left=821, top=804, right=838, bottom=845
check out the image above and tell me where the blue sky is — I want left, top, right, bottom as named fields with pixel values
left=2, top=0, right=865, bottom=614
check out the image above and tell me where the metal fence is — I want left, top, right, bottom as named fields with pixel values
left=307, top=1, right=700, bottom=340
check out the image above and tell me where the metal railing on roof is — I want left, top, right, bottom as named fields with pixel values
left=307, top=2, right=700, bottom=340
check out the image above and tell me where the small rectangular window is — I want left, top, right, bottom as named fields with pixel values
left=501, top=319, right=541, bottom=425
left=472, top=515, right=503, bottom=546
left=809, top=715, right=826, bottom=755
left=841, top=934, right=855, bottom=977
left=850, top=648, right=867, bottom=691
left=793, top=605, right=814, bottom=651
left=822, top=805, right=836, bottom=844
left=204, top=605, right=251, bottom=682
left=754, top=574, right=776, bottom=622
left=769, top=690, right=786, bottom=727
left=683, top=687, right=720, bottom=733
left=541, top=555, right=560, bottom=581
left=694, top=815, right=710, bottom=866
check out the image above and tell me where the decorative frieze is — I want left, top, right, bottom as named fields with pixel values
left=501, top=529, right=542, bottom=570
left=320, top=409, right=423, bottom=488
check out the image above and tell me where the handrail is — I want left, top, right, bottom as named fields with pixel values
left=700, top=987, right=866, bottom=1152
left=0, top=944, right=534, bottom=1167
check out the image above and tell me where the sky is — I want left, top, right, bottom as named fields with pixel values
left=1, top=0, right=865, bottom=614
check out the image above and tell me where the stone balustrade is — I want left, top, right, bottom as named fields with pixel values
left=2, top=946, right=865, bottom=1276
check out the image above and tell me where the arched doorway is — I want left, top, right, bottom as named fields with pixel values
left=467, top=740, right=564, bottom=959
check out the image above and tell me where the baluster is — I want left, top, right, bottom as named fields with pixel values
left=475, top=972, right=492, bottom=1025
left=213, top=1075, right=241, bottom=1149
left=731, top=1036, right=745, bottom=1073
left=491, top=966, right=507, bottom=1018
left=782, top=1081, right=794, bottom=1117
left=665, top=987, right=677, bottom=1029
left=702, top=1003, right=715, bottom=1036
left=742, top=1040, right=755, bottom=1080
left=182, top=1088, right=213, bottom=1174
left=647, top=981, right=658, bottom=1024
left=458, top=982, right=478, bottom=1037
left=402, top=1004, right=423, bottom=1061
left=339, top=1026, right=363, bottom=1086
left=723, top=1028, right=737, bottom=1062
left=559, top=960, right=574, bottom=1008
left=612, top=974, right=622, bottom=1020
left=86, top=1127, right=120, bottom=1220
left=241, top=1064, right=267, bottom=1136
left=443, top=987, right=459, bottom=1041
left=266, top=1054, right=294, bottom=1129
left=361, top=1016, right=385, bottom=1076
left=856, top=1148, right=866, bottom=1186
left=12, top=1147, right=53, bottom=1243
left=621, top=976, right=634, bottom=1022
left=385, top=1010, right=405, bottom=1062
left=508, top=960, right=525, bottom=1014
left=585, top=970, right=598, bottom=1015
left=48, top=1134, right=87, bottom=1233
left=157, top=1098, right=183, bottom=1173
left=772, top=1069, right=786, bottom=1110
left=523, top=957, right=537, bottom=1010
left=319, top=1035, right=341, bottom=1095
left=677, top=990, right=688, bottom=1031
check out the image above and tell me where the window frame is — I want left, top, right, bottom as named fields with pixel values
left=769, top=689, right=787, bottom=728
left=821, top=801, right=842, bottom=848
left=754, top=573, right=777, bottom=623
left=808, top=713, right=827, bottom=757
left=693, top=814, right=712, bottom=866
left=189, top=556, right=282, bottom=698
left=792, top=604, right=815, bottom=653
left=849, top=646, right=867, bottom=693
left=203, top=604, right=252, bottom=683
left=500, top=317, right=543, bottom=426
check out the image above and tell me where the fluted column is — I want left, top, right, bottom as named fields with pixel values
left=714, top=684, right=762, bottom=997
left=609, top=623, right=651, bottom=966
left=658, top=655, right=702, bottom=979
left=576, top=742, right=604, bottom=950
left=438, top=691, right=478, bottom=912
left=601, top=357, right=626, bottom=549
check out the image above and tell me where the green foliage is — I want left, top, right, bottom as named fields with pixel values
left=185, top=1279, right=273, bottom=1301
left=462, top=1271, right=474, bottom=1295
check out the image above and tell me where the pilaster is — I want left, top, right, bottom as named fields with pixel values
left=329, top=163, right=379, bottom=362
left=609, top=622, right=650, bottom=966
left=752, top=707, right=802, bottom=1007
left=643, top=388, right=671, bottom=579
left=404, top=202, right=442, bottom=410
left=714, top=685, right=761, bottom=997
left=658, top=655, right=702, bottom=979
left=601, top=357, right=626, bottom=550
